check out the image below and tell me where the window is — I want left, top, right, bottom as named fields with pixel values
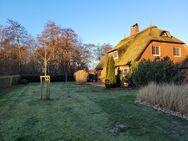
left=109, top=51, right=119, bottom=60
left=173, top=47, right=181, bottom=57
left=152, top=46, right=160, bottom=56
left=120, top=67, right=129, bottom=76
left=161, top=31, right=167, bottom=37
left=161, top=31, right=171, bottom=37
left=113, top=51, right=118, bottom=60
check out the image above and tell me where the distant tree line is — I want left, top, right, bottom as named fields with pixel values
left=83, top=43, right=112, bottom=69
left=0, top=19, right=90, bottom=79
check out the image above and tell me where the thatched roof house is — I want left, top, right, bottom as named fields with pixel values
left=96, top=23, right=188, bottom=82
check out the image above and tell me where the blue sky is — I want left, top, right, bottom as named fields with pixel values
left=0, top=0, right=188, bottom=45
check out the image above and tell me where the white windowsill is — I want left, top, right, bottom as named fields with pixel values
left=152, top=54, right=160, bottom=57
left=174, top=55, right=181, bottom=57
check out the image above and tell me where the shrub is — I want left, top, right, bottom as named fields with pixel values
left=127, top=61, right=138, bottom=87
left=105, top=79, right=110, bottom=88
left=105, top=56, right=116, bottom=88
left=116, top=68, right=124, bottom=87
left=136, top=82, right=188, bottom=116
left=88, top=73, right=97, bottom=82
left=74, top=70, right=89, bottom=84
left=132, top=57, right=185, bottom=87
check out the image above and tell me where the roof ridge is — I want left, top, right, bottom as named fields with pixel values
left=121, top=25, right=157, bottom=41
left=108, top=25, right=158, bottom=53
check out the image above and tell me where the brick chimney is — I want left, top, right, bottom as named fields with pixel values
left=130, top=23, right=139, bottom=36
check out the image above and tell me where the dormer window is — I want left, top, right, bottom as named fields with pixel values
left=109, top=51, right=118, bottom=60
left=113, top=51, right=118, bottom=60
left=161, top=32, right=167, bottom=37
left=160, top=31, right=171, bottom=37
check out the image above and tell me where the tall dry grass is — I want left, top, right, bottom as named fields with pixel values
left=74, top=70, right=88, bottom=84
left=136, top=82, right=188, bottom=116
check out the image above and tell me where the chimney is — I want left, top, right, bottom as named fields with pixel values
left=130, top=23, right=139, bottom=36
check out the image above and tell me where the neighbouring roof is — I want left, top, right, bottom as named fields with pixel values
left=88, top=69, right=97, bottom=74
left=96, top=25, right=185, bottom=69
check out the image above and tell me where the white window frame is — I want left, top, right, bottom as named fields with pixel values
left=152, top=46, right=160, bottom=56
left=113, top=51, right=118, bottom=60
left=173, top=47, right=181, bottom=57
left=161, top=31, right=168, bottom=37
left=109, top=52, right=113, bottom=57
left=120, top=67, right=129, bottom=76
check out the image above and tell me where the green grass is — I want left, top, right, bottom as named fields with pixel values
left=0, top=82, right=188, bottom=141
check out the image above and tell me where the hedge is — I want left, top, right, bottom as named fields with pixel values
left=131, top=57, right=185, bottom=87
left=21, top=74, right=74, bottom=82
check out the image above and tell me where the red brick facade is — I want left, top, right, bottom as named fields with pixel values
left=139, top=41, right=188, bottom=64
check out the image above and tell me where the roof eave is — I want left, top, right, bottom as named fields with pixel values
left=108, top=49, right=118, bottom=53
left=151, top=39, right=185, bottom=44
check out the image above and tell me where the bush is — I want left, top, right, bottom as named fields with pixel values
left=21, top=74, right=40, bottom=82
left=116, top=68, right=124, bottom=87
left=51, top=75, right=74, bottom=81
left=105, top=79, right=110, bottom=88
left=127, top=61, right=138, bottom=87
left=131, top=57, right=185, bottom=87
left=105, top=56, right=116, bottom=88
left=88, top=73, right=97, bottom=82
left=74, top=70, right=89, bottom=84
left=136, top=82, right=188, bottom=117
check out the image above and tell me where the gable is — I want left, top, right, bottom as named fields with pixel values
left=138, top=41, right=188, bottom=64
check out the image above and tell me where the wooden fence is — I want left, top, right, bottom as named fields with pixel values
left=0, top=75, right=20, bottom=90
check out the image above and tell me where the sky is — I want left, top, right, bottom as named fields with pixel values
left=0, top=0, right=188, bottom=46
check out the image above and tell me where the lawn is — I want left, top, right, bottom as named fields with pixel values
left=0, top=83, right=188, bottom=141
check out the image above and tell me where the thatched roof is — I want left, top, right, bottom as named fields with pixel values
left=117, top=26, right=184, bottom=66
left=95, top=56, right=106, bottom=70
left=88, top=69, right=97, bottom=75
left=96, top=25, right=185, bottom=69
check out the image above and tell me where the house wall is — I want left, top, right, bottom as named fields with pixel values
left=96, top=70, right=102, bottom=82
left=140, top=41, right=188, bottom=64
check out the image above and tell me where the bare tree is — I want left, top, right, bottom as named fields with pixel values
left=0, top=20, right=90, bottom=79
left=0, top=20, right=30, bottom=75
left=37, top=21, right=61, bottom=75
left=37, top=21, right=89, bottom=80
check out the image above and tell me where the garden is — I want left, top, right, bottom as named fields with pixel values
left=0, top=82, right=188, bottom=141
left=0, top=9, right=188, bottom=141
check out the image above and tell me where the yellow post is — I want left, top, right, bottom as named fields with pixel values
left=40, top=75, right=50, bottom=100
left=44, top=60, right=47, bottom=76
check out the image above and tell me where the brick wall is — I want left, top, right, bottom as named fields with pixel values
left=140, top=41, right=188, bottom=64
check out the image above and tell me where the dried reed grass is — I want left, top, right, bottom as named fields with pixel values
left=136, top=82, right=188, bottom=116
